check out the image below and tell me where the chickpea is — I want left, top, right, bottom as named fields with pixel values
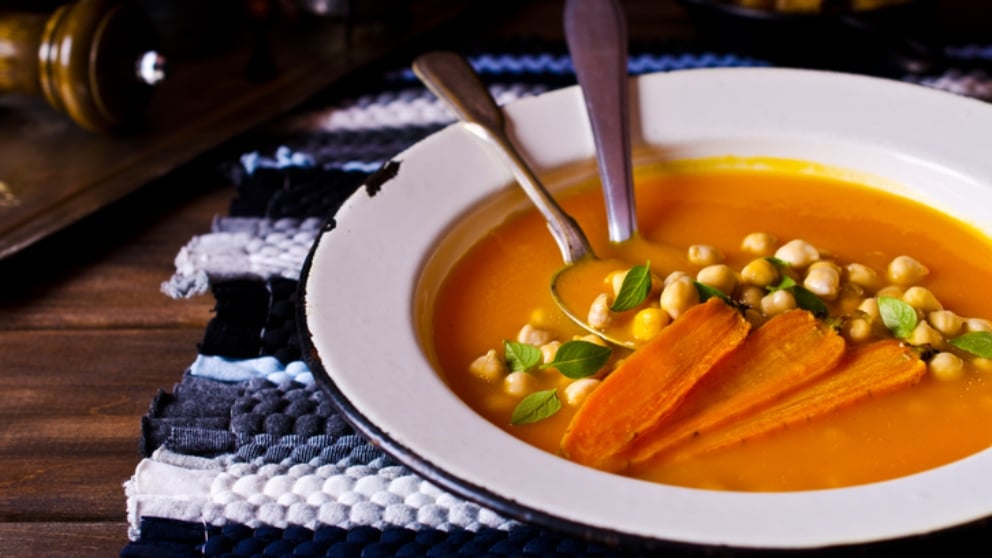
left=842, top=317, right=873, bottom=343
left=688, top=244, right=724, bottom=266
left=929, top=352, right=964, bottom=381
left=563, top=378, right=601, bottom=407
left=607, top=269, right=628, bottom=298
left=517, top=324, right=553, bottom=346
left=966, top=318, right=992, bottom=333
left=928, top=311, right=963, bottom=337
left=660, top=276, right=700, bottom=319
left=887, top=255, right=929, bottom=285
left=738, top=285, right=765, bottom=309
left=803, top=263, right=841, bottom=301
left=809, top=260, right=841, bottom=274
left=858, top=297, right=881, bottom=322
left=503, top=371, right=537, bottom=397
left=741, top=232, right=777, bottom=256
left=539, top=341, right=561, bottom=364
left=696, top=264, right=738, bottom=296
left=587, top=293, right=613, bottom=330
left=903, top=286, right=943, bottom=313
left=632, top=307, right=669, bottom=341
left=740, top=258, right=779, bottom=287
left=663, top=270, right=691, bottom=286
left=611, top=268, right=661, bottom=296
left=876, top=285, right=904, bottom=299
left=469, top=349, right=507, bottom=382
left=845, top=263, right=880, bottom=290
left=760, top=289, right=797, bottom=316
left=909, top=321, right=943, bottom=347
left=774, top=239, right=819, bottom=268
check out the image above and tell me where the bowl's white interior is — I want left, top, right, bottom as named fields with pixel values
left=303, top=67, right=992, bottom=549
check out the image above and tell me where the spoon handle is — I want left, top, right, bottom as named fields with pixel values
left=565, top=0, right=636, bottom=243
left=413, top=51, right=593, bottom=264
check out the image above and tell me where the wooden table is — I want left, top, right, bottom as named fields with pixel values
left=0, top=1, right=987, bottom=555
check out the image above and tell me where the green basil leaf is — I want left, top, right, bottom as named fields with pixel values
left=793, top=286, right=829, bottom=319
left=767, top=275, right=797, bottom=292
left=546, top=340, right=611, bottom=379
left=878, top=296, right=918, bottom=339
left=949, top=331, right=992, bottom=358
left=503, top=340, right=542, bottom=372
left=510, top=389, right=561, bottom=425
left=765, top=256, right=789, bottom=268
left=610, top=261, right=652, bottom=312
left=694, top=281, right=730, bottom=304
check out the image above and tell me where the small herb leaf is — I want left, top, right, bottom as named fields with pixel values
left=767, top=275, right=797, bottom=292
left=878, top=296, right=918, bottom=339
left=694, top=281, right=730, bottom=303
left=510, top=389, right=561, bottom=425
left=610, top=261, right=653, bottom=312
left=765, top=256, right=789, bottom=268
left=546, top=340, right=611, bottom=379
left=503, top=340, right=541, bottom=372
left=949, top=331, right=992, bottom=358
left=793, top=286, right=829, bottom=319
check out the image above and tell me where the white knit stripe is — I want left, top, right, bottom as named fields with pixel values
left=289, top=61, right=991, bottom=134
left=189, top=355, right=314, bottom=385
left=161, top=217, right=323, bottom=299
left=125, top=448, right=518, bottom=540
left=281, top=83, right=548, bottom=133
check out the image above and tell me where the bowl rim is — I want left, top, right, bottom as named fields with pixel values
left=298, top=66, right=992, bottom=551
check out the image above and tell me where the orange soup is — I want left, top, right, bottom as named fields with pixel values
left=428, top=160, right=992, bottom=492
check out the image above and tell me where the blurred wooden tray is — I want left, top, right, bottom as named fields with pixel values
left=0, top=0, right=474, bottom=260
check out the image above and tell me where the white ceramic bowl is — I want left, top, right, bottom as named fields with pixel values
left=299, top=67, right=992, bottom=550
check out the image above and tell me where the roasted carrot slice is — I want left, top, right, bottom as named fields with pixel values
left=560, top=298, right=750, bottom=471
left=665, top=339, right=926, bottom=461
left=625, top=309, right=845, bottom=466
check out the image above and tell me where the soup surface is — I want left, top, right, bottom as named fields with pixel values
left=428, top=159, right=992, bottom=491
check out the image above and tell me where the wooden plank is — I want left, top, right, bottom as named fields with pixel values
left=0, top=163, right=230, bottom=331
left=0, top=522, right=130, bottom=558
left=0, top=329, right=204, bottom=521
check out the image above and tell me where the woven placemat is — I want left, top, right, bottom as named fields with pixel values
left=122, top=41, right=992, bottom=558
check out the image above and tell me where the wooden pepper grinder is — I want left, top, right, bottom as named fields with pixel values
left=0, top=0, right=165, bottom=133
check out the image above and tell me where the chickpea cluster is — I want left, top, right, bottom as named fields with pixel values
left=465, top=232, right=992, bottom=413
left=468, top=323, right=609, bottom=407
left=585, top=232, right=992, bottom=381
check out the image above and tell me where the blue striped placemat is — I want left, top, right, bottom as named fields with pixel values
left=122, top=41, right=992, bottom=558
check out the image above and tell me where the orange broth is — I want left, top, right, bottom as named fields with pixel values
left=428, top=161, right=992, bottom=491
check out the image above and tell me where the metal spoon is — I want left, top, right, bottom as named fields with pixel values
left=563, top=0, right=689, bottom=263
left=413, top=51, right=637, bottom=346
left=412, top=51, right=593, bottom=266
left=553, top=0, right=689, bottom=344
left=565, top=0, right=635, bottom=244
